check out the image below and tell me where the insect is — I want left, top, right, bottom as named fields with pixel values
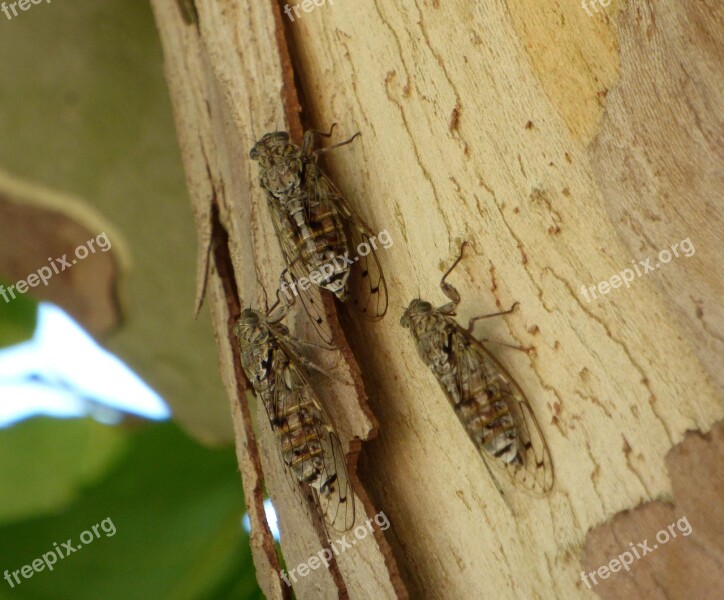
left=400, top=243, right=553, bottom=494
left=249, top=126, right=388, bottom=343
left=234, top=292, right=354, bottom=532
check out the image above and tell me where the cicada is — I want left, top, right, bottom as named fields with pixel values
left=234, top=295, right=354, bottom=532
left=400, top=243, right=553, bottom=494
left=250, top=126, right=388, bottom=343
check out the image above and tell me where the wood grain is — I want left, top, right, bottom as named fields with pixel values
left=152, top=0, right=723, bottom=597
left=284, top=0, right=722, bottom=598
left=150, top=1, right=405, bottom=598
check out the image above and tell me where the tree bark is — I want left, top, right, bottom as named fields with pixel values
left=150, top=0, right=723, bottom=598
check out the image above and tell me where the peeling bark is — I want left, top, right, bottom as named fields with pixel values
left=150, top=0, right=723, bottom=598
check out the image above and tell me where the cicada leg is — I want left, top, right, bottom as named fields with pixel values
left=466, top=302, right=519, bottom=331
left=439, top=241, right=469, bottom=311
left=301, top=123, right=339, bottom=155
left=311, top=132, right=361, bottom=159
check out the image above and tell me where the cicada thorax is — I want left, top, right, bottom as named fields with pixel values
left=237, top=327, right=275, bottom=396
left=410, top=312, right=522, bottom=466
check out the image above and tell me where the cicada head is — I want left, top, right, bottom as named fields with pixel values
left=249, top=131, right=289, bottom=160
left=400, top=299, right=433, bottom=328
left=250, top=131, right=303, bottom=198
left=235, top=309, right=269, bottom=345
left=239, top=308, right=260, bottom=326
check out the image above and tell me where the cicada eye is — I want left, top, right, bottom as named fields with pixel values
left=271, top=131, right=289, bottom=142
left=249, top=146, right=259, bottom=160
left=417, top=300, right=432, bottom=312
left=240, top=309, right=259, bottom=325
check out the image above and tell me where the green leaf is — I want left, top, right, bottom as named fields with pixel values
left=0, top=420, right=262, bottom=600
left=0, top=279, right=37, bottom=348
left=0, top=418, right=127, bottom=523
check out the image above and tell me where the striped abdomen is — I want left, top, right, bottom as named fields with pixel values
left=268, top=359, right=337, bottom=494
left=279, top=164, right=351, bottom=298
left=454, top=376, right=520, bottom=465
left=274, top=387, right=329, bottom=489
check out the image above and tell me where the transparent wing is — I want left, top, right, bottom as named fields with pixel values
left=308, top=169, right=388, bottom=320
left=315, top=428, right=356, bottom=533
left=449, top=325, right=554, bottom=494
left=273, top=337, right=355, bottom=532
left=251, top=350, right=305, bottom=506
left=266, top=197, right=334, bottom=345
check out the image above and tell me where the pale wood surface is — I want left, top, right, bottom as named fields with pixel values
left=151, top=0, right=723, bottom=598
left=150, top=1, right=405, bottom=598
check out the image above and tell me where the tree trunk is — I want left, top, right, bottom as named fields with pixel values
left=149, top=0, right=723, bottom=598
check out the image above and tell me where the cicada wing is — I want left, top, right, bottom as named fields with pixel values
left=450, top=325, right=554, bottom=495
left=346, top=224, right=388, bottom=321
left=315, top=428, right=355, bottom=533
left=236, top=332, right=304, bottom=515
left=311, top=170, right=388, bottom=321
left=277, top=338, right=355, bottom=532
left=266, top=198, right=334, bottom=345
left=261, top=350, right=308, bottom=504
